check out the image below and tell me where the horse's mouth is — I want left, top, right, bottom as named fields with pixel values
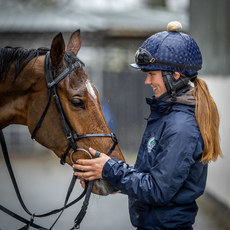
left=92, top=179, right=118, bottom=196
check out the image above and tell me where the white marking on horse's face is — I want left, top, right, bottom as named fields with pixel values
left=85, top=80, right=97, bottom=99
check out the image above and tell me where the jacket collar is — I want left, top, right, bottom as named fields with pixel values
left=146, top=86, right=195, bottom=120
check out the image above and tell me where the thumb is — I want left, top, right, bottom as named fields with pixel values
left=89, top=147, right=102, bottom=158
left=89, top=147, right=96, bottom=157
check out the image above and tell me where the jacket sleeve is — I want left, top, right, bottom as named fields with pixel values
left=102, top=122, right=202, bottom=206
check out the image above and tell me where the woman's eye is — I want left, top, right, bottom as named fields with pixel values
left=71, top=99, right=85, bottom=109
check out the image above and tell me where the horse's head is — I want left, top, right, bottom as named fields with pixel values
left=27, top=31, right=125, bottom=195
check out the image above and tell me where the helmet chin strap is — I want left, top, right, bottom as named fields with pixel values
left=162, top=71, right=196, bottom=101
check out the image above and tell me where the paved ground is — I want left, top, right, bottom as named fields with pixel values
left=0, top=153, right=229, bottom=230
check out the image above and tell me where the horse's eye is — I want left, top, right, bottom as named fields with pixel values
left=71, top=99, right=85, bottom=109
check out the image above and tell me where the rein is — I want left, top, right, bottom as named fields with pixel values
left=0, top=51, right=118, bottom=229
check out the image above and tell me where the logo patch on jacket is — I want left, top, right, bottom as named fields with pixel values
left=147, top=137, right=156, bottom=153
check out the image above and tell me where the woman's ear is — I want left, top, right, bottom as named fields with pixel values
left=173, top=72, right=180, bottom=80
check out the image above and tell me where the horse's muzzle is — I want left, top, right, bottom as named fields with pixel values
left=93, top=179, right=118, bottom=196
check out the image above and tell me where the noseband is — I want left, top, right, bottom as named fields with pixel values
left=31, top=51, right=118, bottom=164
left=0, top=51, right=119, bottom=230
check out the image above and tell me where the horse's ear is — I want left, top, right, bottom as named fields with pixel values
left=67, top=30, right=81, bottom=55
left=50, top=32, right=65, bottom=68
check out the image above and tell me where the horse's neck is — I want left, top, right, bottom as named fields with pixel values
left=0, top=56, right=45, bottom=129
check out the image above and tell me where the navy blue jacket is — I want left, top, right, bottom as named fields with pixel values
left=102, top=95, right=207, bottom=230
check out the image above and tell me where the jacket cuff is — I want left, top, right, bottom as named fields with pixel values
left=102, top=158, right=118, bottom=179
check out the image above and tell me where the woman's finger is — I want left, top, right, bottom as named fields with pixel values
left=75, top=171, right=98, bottom=179
left=79, top=178, right=86, bottom=188
left=73, top=164, right=92, bottom=172
left=89, top=147, right=104, bottom=158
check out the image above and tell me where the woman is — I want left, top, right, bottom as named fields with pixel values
left=73, top=21, right=222, bottom=230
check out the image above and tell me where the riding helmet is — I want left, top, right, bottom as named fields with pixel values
left=130, top=21, right=202, bottom=76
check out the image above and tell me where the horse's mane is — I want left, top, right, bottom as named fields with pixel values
left=0, top=46, right=84, bottom=81
left=0, top=47, right=49, bottom=80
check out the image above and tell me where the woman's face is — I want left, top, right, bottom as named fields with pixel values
left=145, top=71, right=167, bottom=98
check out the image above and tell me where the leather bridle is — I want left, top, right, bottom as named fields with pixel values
left=31, top=51, right=118, bottom=165
left=0, top=51, right=118, bottom=229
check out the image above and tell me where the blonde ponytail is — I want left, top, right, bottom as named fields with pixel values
left=192, top=78, right=222, bottom=163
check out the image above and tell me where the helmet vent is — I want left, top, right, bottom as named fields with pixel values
left=167, top=21, right=182, bottom=32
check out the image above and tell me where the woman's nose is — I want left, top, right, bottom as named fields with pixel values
left=145, top=74, right=152, bottom=85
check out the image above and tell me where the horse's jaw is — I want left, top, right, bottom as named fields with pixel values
left=93, top=179, right=118, bottom=196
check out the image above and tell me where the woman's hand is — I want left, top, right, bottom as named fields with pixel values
left=73, top=147, right=111, bottom=182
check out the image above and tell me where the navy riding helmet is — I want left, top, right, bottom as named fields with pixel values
left=130, top=21, right=202, bottom=76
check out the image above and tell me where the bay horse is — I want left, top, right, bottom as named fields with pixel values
left=0, top=30, right=125, bottom=196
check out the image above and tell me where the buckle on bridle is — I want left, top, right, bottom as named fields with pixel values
left=111, top=133, right=118, bottom=144
left=73, top=132, right=79, bottom=141
left=71, top=222, right=80, bottom=229
left=67, top=134, right=73, bottom=140
left=30, top=213, right=35, bottom=223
